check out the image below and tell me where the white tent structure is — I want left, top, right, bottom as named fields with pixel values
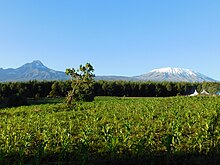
left=190, top=89, right=199, bottom=96
left=201, top=89, right=209, bottom=95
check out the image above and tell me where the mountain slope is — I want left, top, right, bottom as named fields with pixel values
left=0, top=60, right=68, bottom=82
left=0, top=62, right=217, bottom=82
left=134, top=67, right=216, bottom=82
left=95, top=75, right=138, bottom=81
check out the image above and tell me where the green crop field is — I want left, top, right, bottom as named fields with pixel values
left=0, top=96, right=220, bottom=164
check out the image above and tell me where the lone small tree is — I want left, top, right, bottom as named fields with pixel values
left=65, top=63, right=95, bottom=104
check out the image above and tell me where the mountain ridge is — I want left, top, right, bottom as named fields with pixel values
left=0, top=61, right=217, bottom=82
left=0, top=60, right=68, bottom=82
left=135, top=67, right=217, bottom=82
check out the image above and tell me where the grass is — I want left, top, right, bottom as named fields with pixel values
left=0, top=96, right=219, bottom=164
left=28, top=97, right=64, bottom=105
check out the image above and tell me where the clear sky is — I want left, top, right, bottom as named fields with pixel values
left=0, top=0, right=220, bottom=80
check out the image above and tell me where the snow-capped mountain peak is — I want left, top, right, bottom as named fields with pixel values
left=150, top=67, right=197, bottom=76
left=135, top=67, right=217, bottom=82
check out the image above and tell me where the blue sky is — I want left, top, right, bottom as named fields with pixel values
left=0, top=0, right=220, bottom=80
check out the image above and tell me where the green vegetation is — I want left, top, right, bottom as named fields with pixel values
left=1, top=80, right=220, bottom=108
left=0, top=96, right=219, bottom=164
left=65, top=63, right=95, bottom=103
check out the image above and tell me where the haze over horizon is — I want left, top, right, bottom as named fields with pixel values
left=0, top=0, right=220, bottom=80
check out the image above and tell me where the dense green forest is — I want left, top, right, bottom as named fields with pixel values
left=0, top=80, right=220, bottom=98
left=0, top=80, right=220, bottom=107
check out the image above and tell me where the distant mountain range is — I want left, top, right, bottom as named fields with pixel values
left=0, top=60, right=217, bottom=82
left=0, top=60, right=68, bottom=82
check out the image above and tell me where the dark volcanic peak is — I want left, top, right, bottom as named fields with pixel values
left=19, top=60, right=48, bottom=70
left=0, top=60, right=68, bottom=82
left=31, top=60, right=46, bottom=67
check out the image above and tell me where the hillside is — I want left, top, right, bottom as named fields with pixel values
left=1, top=96, right=220, bottom=164
left=0, top=61, right=217, bottom=82
left=0, top=60, right=68, bottom=81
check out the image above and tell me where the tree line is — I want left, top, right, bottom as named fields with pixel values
left=0, top=80, right=219, bottom=100
left=94, top=81, right=220, bottom=96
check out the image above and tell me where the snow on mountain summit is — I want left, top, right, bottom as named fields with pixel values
left=150, top=67, right=197, bottom=76
left=0, top=61, right=217, bottom=82
left=135, top=67, right=217, bottom=82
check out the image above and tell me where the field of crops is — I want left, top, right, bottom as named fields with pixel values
left=0, top=96, right=220, bottom=164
